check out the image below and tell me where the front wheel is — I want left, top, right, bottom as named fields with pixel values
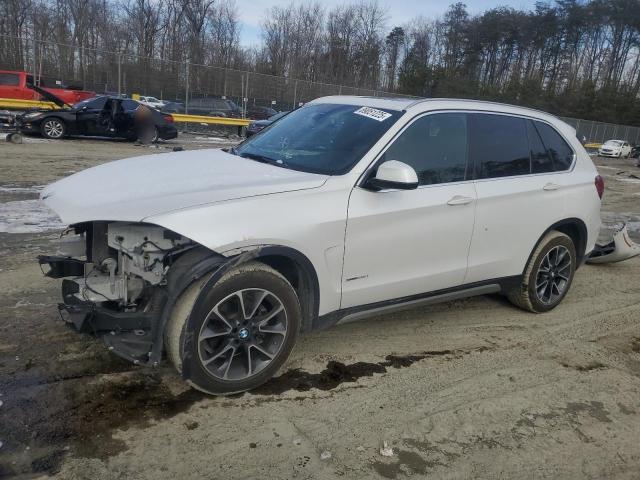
left=40, top=118, right=66, bottom=139
left=165, top=261, right=301, bottom=395
left=507, top=231, right=576, bottom=313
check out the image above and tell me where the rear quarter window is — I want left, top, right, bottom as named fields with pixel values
left=534, top=121, right=574, bottom=171
left=0, top=73, right=20, bottom=86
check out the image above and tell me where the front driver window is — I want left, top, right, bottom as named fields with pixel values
left=381, top=113, right=468, bottom=186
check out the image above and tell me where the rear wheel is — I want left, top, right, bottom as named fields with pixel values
left=507, top=231, right=576, bottom=313
left=41, top=118, right=66, bottom=139
left=165, top=261, right=301, bottom=395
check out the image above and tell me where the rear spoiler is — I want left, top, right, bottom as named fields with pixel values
left=26, top=82, right=70, bottom=108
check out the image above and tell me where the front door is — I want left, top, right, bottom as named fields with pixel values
left=341, top=112, right=477, bottom=309
left=75, top=96, right=108, bottom=135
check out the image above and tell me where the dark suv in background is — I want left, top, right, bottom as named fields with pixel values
left=186, top=97, right=241, bottom=117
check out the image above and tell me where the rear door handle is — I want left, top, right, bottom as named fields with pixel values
left=447, top=195, right=474, bottom=206
left=543, top=183, right=562, bottom=191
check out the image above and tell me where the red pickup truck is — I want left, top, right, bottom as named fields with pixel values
left=0, top=70, right=95, bottom=105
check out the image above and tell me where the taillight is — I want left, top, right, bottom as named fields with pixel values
left=163, top=114, right=174, bottom=123
left=595, top=175, right=604, bottom=199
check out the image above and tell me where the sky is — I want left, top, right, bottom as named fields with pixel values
left=238, top=0, right=540, bottom=47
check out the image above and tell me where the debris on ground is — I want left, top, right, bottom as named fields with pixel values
left=292, top=438, right=302, bottom=446
left=320, top=451, right=332, bottom=461
left=588, top=223, right=640, bottom=264
left=379, top=441, right=394, bottom=457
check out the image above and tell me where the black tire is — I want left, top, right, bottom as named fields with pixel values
left=165, top=261, right=301, bottom=395
left=40, top=117, right=66, bottom=139
left=507, top=231, right=576, bottom=313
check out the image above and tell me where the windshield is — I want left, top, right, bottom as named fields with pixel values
left=235, top=103, right=402, bottom=175
left=605, top=140, right=623, bottom=146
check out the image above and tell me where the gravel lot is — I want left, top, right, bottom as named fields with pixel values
left=0, top=136, right=639, bottom=479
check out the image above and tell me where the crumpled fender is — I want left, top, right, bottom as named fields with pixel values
left=587, top=224, right=640, bottom=264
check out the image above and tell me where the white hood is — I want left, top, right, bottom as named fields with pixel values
left=41, top=148, right=328, bottom=225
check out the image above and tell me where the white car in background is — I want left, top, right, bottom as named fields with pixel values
left=598, top=139, right=631, bottom=158
left=39, top=96, right=603, bottom=395
left=138, top=96, right=165, bottom=110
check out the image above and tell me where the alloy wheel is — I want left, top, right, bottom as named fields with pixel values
left=197, top=288, right=287, bottom=381
left=43, top=119, right=64, bottom=138
left=535, top=245, right=571, bottom=305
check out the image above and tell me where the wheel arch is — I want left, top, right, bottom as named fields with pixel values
left=245, top=246, right=320, bottom=333
left=525, top=218, right=588, bottom=273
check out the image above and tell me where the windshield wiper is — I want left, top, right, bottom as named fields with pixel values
left=240, top=152, right=288, bottom=168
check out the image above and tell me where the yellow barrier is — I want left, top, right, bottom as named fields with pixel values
left=585, top=142, right=603, bottom=149
left=171, top=113, right=250, bottom=127
left=0, top=98, right=58, bottom=110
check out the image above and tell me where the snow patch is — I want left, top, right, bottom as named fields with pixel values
left=0, top=185, right=44, bottom=194
left=0, top=199, right=64, bottom=233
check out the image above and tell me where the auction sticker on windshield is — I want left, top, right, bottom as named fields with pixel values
left=354, top=106, right=392, bottom=122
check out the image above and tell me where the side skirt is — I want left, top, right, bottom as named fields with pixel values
left=311, top=276, right=521, bottom=331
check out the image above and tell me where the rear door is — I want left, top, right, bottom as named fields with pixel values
left=465, top=113, right=574, bottom=283
left=342, top=112, right=477, bottom=308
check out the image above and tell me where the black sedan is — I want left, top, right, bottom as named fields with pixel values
left=246, top=111, right=289, bottom=137
left=18, top=91, right=177, bottom=141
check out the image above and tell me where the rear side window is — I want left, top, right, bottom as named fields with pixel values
left=122, top=99, right=139, bottom=111
left=469, top=114, right=530, bottom=179
left=382, top=112, right=468, bottom=186
left=534, top=121, right=574, bottom=171
left=527, top=120, right=553, bottom=173
left=0, top=73, right=19, bottom=86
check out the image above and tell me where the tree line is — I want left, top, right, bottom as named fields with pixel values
left=1, top=0, right=639, bottom=125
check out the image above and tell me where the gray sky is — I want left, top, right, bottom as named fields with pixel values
left=239, top=0, right=539, bottom=46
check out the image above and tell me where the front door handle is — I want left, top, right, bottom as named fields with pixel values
left=447, top=195, right=474, bottom=206
left=543, top=183, right=561, bottom=191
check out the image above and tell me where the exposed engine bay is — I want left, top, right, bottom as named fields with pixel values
left=48, top=222, right=192, bottom=305
left=37, top=221, right=228, bottom=365
left=65, top=222, right=192, bottom=304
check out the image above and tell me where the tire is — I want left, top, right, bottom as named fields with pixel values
left=507, top=230, right=576, bottom=313
left=40, top=117, right=66, bottom=139
left=165, top=261, right=301, bottom=395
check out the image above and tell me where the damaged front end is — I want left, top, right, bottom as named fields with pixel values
left=587, top=223, right=640, bottom=264
left=39, top=221, right=225, bottom=365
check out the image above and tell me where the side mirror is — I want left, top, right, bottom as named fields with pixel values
left=365, top=160, right=419, bottom=191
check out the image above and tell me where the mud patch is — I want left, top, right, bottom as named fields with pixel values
left=372, top=449, right=444, bottom=478
left=0, top=370, right=204, bottom=477
left=0, top=347, right=488, bottom=477
left=253, top=348, right=483, bottom=395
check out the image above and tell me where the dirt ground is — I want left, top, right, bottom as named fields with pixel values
left=0, top=136, right=639, bottom=480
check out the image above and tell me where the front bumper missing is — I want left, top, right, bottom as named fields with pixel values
left=40, top=247, right=229, bottom=368
left=58, top=278, right=159, bottom=363
left=587, top=223, right=640, bottom=264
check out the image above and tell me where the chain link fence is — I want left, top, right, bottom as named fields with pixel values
left=2, top=35, right=639, bottom=142
left=559, top=117, right=640, bottom=145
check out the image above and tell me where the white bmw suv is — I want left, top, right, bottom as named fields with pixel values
left=40, top=96, right=603, bottom=394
